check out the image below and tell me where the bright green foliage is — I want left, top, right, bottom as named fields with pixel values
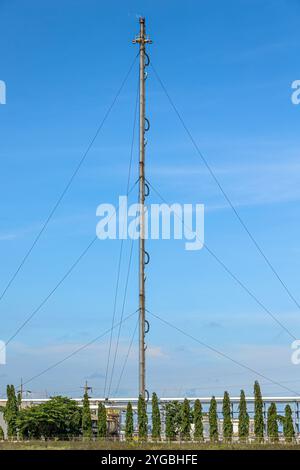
left=267, top=402, right=278, bottom=442
left=209, top=396, right=218, bottom=442
left=238, top=390, right=249, bottom=442
left=17, top=396, right=82, bottom=439
left=82, top=390, right=92, bottom=438
left=174, top=401, right=183, bottom=433
left=254, top=380, right=264, bottom=442
left=4, top=385, right=19, bottom=438
left=125, top=402, right=134, bottom=441
left=151, top=393, right=161, bottom=441
left=165, top=401, right=182, bottom=440
left=193, top=399, right=203, bottom=442
left=137, top=395, right=148, bottom=441
left=222, top=391, right=233, bottom=442
left=0, top=426, right=4, bottom=440
left=181, top=398, right=191, bottom=440
left=165, top=403, right=176, bottom=441
left=97, top=403, right=107, bottom=438
left=283, top=405, right=295, bottom=442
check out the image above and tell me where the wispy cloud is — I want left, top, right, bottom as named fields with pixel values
left=148, top=159, right=300, bottom=210
left=0, top=223, right=41, bottom=241
left=0, top=211, right=93, bottom=243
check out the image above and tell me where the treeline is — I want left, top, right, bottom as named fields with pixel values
left=125, top=384, right=295, bottom=443
left=0, top=381, right=296, bottom=442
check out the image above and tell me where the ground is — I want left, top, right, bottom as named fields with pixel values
left=0, top=441, right=300, bottom=450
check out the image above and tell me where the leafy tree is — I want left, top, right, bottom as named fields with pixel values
left=181, top=398, right=191, bottom=440
left=283, top=405, right=295, bottom=442
left=137, top=395, right=148, bottom=441
left=4, top=385, right=19, bottom=438
left=97, top=403, right=107, bottom=438
left=17, top=396, right=82, bottom=439
left=222, top=391, right=233, bottom=442
left=151, top=393, right=161, bottom=441
left=82, top=390, right=92, bottom=438
left=238, top=390, right=249, bottom=442
left=193, top=399, right=203, bottom=442
left=0, top=426, right=4, bottom=440
left=254, top=380, right=264, bottom=442
left=267, top=402, right=278, bottom=443
left=209, top=396, right=218, bottom=442
left=125, top=402, right=134, bottom=441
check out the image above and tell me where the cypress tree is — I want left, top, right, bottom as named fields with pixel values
left=151, top=393, right=161, bottom=441
left=238, top=390, right=249, bottom=442
left=97, top=403, right=107, bottom=439
left=0, top=426, right=4, bottom=440
left=173, top=401, right=182, bottom=435
left=267, top=402, right=278, bottom=443
left=222, top=391, right=233, bottom=442
left=82, top=389, right=92, bottom=438
left=138, top=395, right=148, bottom=441
left=4, top=385, right=19, bottom=439
left=181, top=398, right=191, bottom=440
left=209, top=396, right=218, bottom=442
left=254, top=380, right=264, bottom=442
left=165, top=402, right=176, bottom=441
left=125, top=402, right=134, bottom=441
left=193, top=399, right=203, bottom=442
left=283, top=404, right=295, bottom=443
left=194, top=400, right=203, bottom=442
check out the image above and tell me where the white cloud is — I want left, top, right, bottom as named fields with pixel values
left=147, top=346, right=166, bottom=359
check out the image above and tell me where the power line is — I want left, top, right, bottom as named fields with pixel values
left=103, top=79, right=139, bottom=397
left=3, top=236, right=97, bottom=349
left=150, top=62, right=300, bottom=313
left=21, top=309, right=138, bottom=388
left=0, top=180, right=139, bottom=353
left=14, top=304, right=296, bottom=396
left=0, top=54, right=138, bottom=305
left=147, top=310, right=300, bottom=396
left=147, top=180, right=297, bottom=341
left=151, top=377, right=300, bottom=394
left=114, top=318, right=138, bottom=396
left=107, top=235, right=135, bottom=397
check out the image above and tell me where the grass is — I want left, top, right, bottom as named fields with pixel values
left=1, top=440, right=300, bottom=450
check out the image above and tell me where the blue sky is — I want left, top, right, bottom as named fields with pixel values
left=1, top=0, right=300, bottom=398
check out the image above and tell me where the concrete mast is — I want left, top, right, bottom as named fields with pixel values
left=133, top=17, right=152, bottom=398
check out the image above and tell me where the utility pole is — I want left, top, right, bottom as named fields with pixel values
left=18, top=378, right=31, bottom=406
left=133, top=17, right=152, bottom=398
left=82, top=380, right=92, bottom=397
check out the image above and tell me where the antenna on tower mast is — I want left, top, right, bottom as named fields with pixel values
left=133, top=17, right=152, bottom=399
